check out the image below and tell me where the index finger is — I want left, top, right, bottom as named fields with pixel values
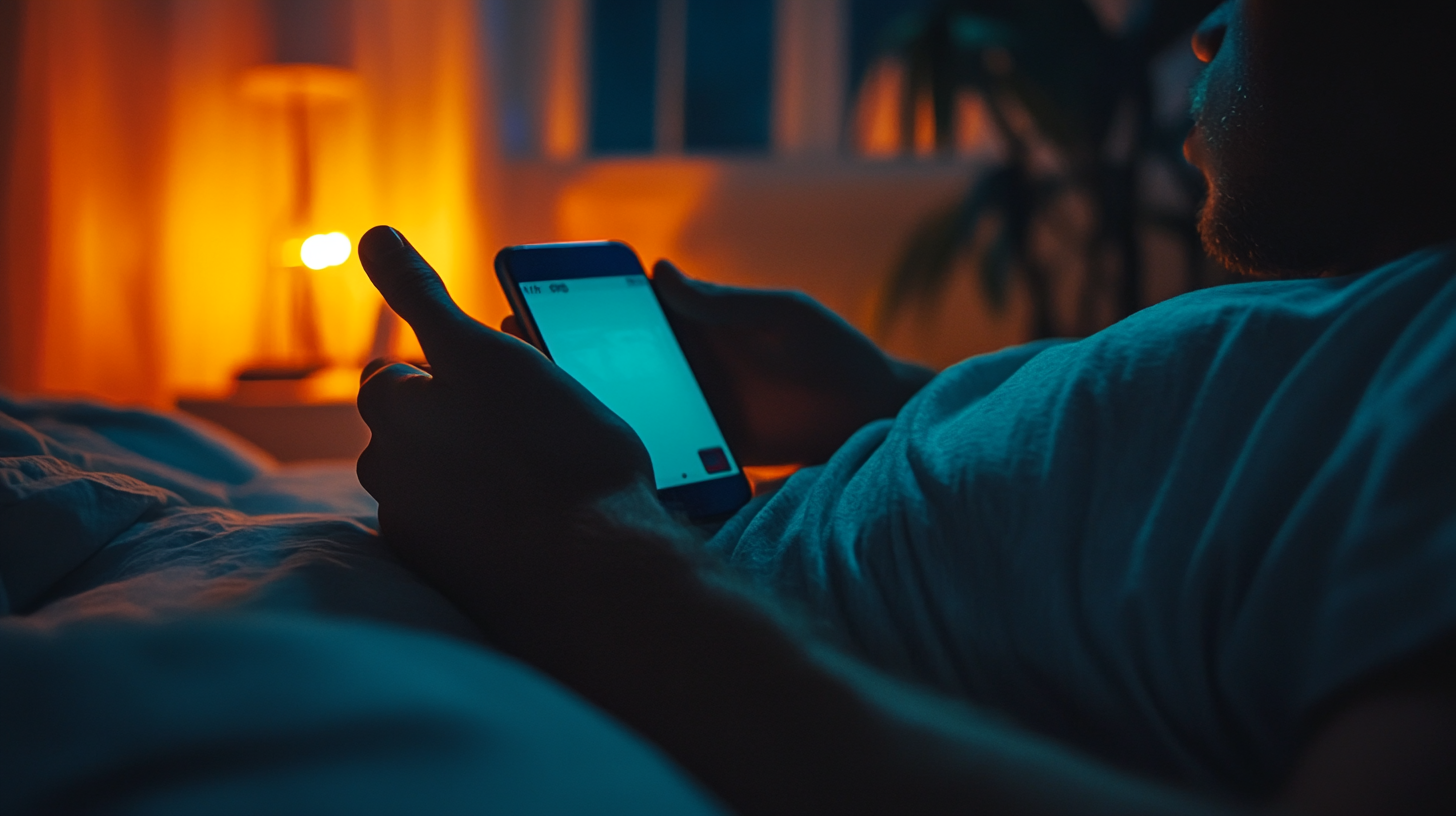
left=358, top=226, right=474, bottom=369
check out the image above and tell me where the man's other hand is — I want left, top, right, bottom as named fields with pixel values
left=354, top=226, right=660, bottom=638
left=648, top=260, right=934, bottom=466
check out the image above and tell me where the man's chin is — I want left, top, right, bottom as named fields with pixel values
left=1197, top=198, right=1262, bottom=278
left=1185, top=129, right=1274, bottom=277
left=1197, top=191, right=1334, bottom=281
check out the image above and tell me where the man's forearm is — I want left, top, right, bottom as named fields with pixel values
left=460, top=486, right=1235, bottom=815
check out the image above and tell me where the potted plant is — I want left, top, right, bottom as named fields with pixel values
left=869, top=0, right=1225, bottom=339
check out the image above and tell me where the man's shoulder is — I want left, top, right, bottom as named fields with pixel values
left=917, top=242, right=1456, bottom=445
left=1068, top=244, right=1456, bottom=376
left=1131, top=242, right=1456, bottom=332
left=1101, top=276, right=1346, bottom=345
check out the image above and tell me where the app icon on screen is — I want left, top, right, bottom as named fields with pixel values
left=698, top=446, right=730, bottom=474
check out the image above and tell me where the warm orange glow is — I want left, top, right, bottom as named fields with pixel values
left=855, top=57, right=904, bottom=158
left=555, top=159, right=720, bottom=270
left=278, top=237, right=305, bottom=268
left=348, top=0, right=505, bottom=369
left=955, top=90, right=991, bottom=156
left=743, top=464, right=801, bottom=495
left=542, top=0, right=586, bottom=161
left=239, top=63, right=360, bottom=104
left=913, top=88, right=937, bottom=157
left=6, top=0, right=501, bottom=405
left=8, top=0, right=172, bottom=403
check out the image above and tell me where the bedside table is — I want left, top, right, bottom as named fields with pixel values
left=177, top=399, right=370, bottom=463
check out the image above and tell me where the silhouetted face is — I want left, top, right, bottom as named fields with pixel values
left=1185, top=0, right=1454, bottom=277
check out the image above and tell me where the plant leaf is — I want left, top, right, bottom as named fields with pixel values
left=951, top=14, right=1016, bottom=50
left=877, top=165, right=1016, bottom=331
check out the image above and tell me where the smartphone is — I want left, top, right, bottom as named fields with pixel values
left=494, top=241, right=751, bottom=520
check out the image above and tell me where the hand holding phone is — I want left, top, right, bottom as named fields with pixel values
left=651, top=261, right=937, bottom=466
left=355, top=227, right=657, bottom=554
left=495, top=242, right=751, bottom=520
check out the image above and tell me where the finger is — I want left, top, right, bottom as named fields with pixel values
left=357, top=360, right=430, bottom=431
left=358, top=226, right=475, bottom=369
left=500, top=314, right=525, bottom=340
left=356, top=439, right=385, bottom=498
left=361, top=356, right=396, bottom=384
left=355, top=436, right=409, bottom=505
left=362, top=359, right=429, bottom=387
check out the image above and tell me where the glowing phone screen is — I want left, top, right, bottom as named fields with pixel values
left=519, top=274, right=739, bottom=489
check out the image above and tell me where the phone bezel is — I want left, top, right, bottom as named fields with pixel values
left=494, top=241, right=751, bottom=521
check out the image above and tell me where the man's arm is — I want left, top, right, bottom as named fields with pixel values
left=465, top=484, right=1230, bottom=816
left=353, top=226, right=1232, bottom=815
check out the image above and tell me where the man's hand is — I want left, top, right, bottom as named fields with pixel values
left=354, top=225, right=676, bottom=648
left=649, top=261, right=935, bottom=465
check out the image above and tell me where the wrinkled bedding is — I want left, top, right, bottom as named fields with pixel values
left=0, top=393, right=719, bottom=815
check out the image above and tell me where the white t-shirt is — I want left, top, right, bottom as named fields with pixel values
left=711, top=243, right=1456, bottom=797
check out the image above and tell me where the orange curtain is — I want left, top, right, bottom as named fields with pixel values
left=3, top=0, right=172, bottom=403
left=2, top=0, right=500, bottom=406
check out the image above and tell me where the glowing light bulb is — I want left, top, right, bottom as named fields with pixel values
left=300, top=232, right=352, bottom=269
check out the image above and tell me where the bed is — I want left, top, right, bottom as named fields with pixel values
left=0, top=391, right=722, bottom=814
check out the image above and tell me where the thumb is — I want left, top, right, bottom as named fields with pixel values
left=359, top=226, right=474, bottom=369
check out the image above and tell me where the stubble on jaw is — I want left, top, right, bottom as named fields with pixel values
left=1197, top=186, right=1271, bottom=280
left=1193, top=123, right=1424, bottom=282
left=1187, top=2, right=1456, bottom=280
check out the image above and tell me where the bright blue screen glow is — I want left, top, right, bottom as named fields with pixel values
left=520, top=274, right=738, bottom=489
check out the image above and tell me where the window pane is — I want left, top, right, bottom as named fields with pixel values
left=591, top=0, right=658, bottom=153
left=683, top=0, right=772, bottom=152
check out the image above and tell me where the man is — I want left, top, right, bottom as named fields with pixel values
left=354, top=1, right=1456, bottom=812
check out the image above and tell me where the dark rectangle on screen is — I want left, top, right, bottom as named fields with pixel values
left=698, top=446, right=730, bottom=474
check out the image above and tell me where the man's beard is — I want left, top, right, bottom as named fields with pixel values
left=1198, top=184, right=1298, bottom=280
left=1198, top=183, right=1269, bottom=279
left=1196, top=166, right=1349, bottom=281
left=1192, top=100, right=1446, bottom=281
